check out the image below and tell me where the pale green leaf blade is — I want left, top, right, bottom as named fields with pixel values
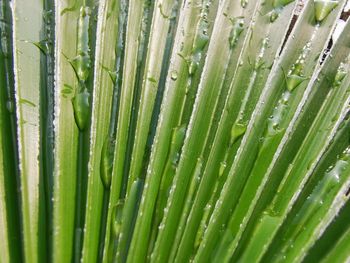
left=52, top=0, right=81, bottom=261
left=12, top=0, right=46, bottom=262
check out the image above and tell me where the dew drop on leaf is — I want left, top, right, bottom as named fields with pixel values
left=100, top=136, right=115, bottom=189
left=171, top=70, right=178, bottom=80
left=241, top=0, right=248, bottom=8
left=229, top=17, right=244, bottom=49
left=314, top=0, right=339, bottom=22
left=72, top=88, right=90, bottom=131
left=6, top=100, right=14, bottom=113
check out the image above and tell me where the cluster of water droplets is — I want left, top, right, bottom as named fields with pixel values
left=264, top=42, right=310, bottom=137
left=67, top=6, right=92, bottom=131
left=266, top=91, right=290, bottom=135
left=286, top=42, right=310, bottom=91
left=254, top=37, right=269, bottom=70
left=230, top=37, right=270, bottom=145
left=274, top=146, right=350, bottom=260
left=228, top=17, right=244, bottom=49
left=188, top=0, right=211, bottom=76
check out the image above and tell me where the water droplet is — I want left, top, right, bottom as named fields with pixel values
left=66, top=6, right=92, bottom=82
left=231, top=121, right=247, bottom=144
left=229, top=17, right=244, bottom=49
left=188, top=10, right=210, bottom=76
left=100, top=136, right=115, bottom=188
left=169, top=124, right=186, bottom=166
left=108, top=70, right=118, bottom=85
left=241, top=0, right=248, bottom=8
left=219, top=161, right=227, bottom=176
left=171, top=70, right=178, bottom=80
left=269, top=10, right=279, bottom=22
left=286, top=74, right=307, bottom=91
left=6, top=100, right=14, bottom=113
left=43, top=10, right=53, bottom=24
left=148, top=77, right=157, bottom=83
left=61, top=84, right=74, bottom=98
left=72, top=88, right=90, bottom=131
left=33, top=40, right=50, bottom=55
left=189, top=58, right=199, bottom=75
left=254, top=37, right=270, bottom=69
left=285, top=48, right=310, bottom=91
left=333, top=61, right=347, bottom=87
left=68, top=53, right=91, bottom=83
left=314, top=0, right=338, bottom=22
